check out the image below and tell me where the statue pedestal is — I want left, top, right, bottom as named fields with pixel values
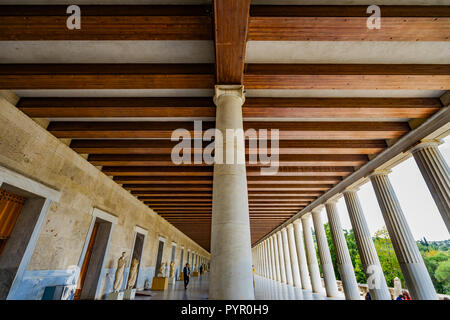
left=151, top=277, right=168, bottom=291
left=107, top=291, right=124, bottom=300
left=178, top=273, right=184, bottom=281
left=192, top=271, right=199, bottom=277
left=123, top=288, right=136, bottom=300
left=168, top=276, right=176, bottom=286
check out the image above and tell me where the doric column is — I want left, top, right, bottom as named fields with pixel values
left=311, top=206, right=339, bottom=297
left=325, top=200, right=360, bottom=300
left=293, top=220, right=312, bottom=290
left=210, top=85, right=254, bottom=299
left=301, top=214, right=322, bottom=293
left=343, top=188, right=391, bottom=300
left=272, top=234, right=282, bottom=282
left=266, top=240, right=273, bottom=280
left=286, top=224, right=302, bottom=288
left=263, top=241, right=269, bottom=278
left=370, top=170, right=437, bottom=300
left=281, top=228, right=294, bottom=285
left=276, top=231, right=287, bottom=283
left=269, top=236, right=277, bottom=281
left=411, top=140, right=450, bottom=232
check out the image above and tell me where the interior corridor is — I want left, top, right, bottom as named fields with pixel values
left=135, top=273, right=344, bottom=300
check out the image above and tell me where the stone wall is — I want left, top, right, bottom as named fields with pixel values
left=0, top=97, right=210, bottom=299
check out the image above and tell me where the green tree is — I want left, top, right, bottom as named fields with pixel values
left=435, top=259, right=450, bottom=294
left=372, top=226, right=404, bottom=287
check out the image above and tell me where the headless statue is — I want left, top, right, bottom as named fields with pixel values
left=169, top=261, right=175, bottom=278
left=127, top=258, right=139, bottom=290
left=113, top=252, right=127, bottom=292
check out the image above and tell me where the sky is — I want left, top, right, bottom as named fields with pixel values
left=318, top=135, right=450, bottom=241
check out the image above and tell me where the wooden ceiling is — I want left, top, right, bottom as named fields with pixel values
left=1, top=1, right=449, bottom=251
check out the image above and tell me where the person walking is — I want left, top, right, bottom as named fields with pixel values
left=183, top=263, right=191, bottom=290
left=199, top=264, right=203, bottom=275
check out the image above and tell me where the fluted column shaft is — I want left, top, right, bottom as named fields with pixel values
left=281, top=228, right=294, bottom=285
left=325, top=201, right=360, bottom=300
left=265, top=240, right=273, bottom=280
left=293, top=220, right=312, bottom=290
left=263, top=241, right=270, bottom=279
left=370, top=171, right=437, bottom=300
left=287, top=224, right=302, bottom=288
left=301, top=215, right=322, bottom=293
left=312, top=207, right=339, bottom=297
left=343, top=189, right=391, bottom=300
left=272, top=234, right=282, bottom=282
left=411, top=140, right=450, bottom=232
left=210, top=85, right=254, bottom=299
left=276, top=231, right=287, bottom=283
left=269, top=236, right=277, bottom=280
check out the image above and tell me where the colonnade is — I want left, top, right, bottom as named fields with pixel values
left=253, top=139, right=449, bottom=300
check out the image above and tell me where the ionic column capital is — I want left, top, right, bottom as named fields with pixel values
left=300, top=212, right=312, bottom=220
left=213, top=85, right=245, bottom=106
left=311, top=204, right=324, bottom=216
left=369, top=169, right=392, bottom=178
left=409, top=139, right=443, bottom=154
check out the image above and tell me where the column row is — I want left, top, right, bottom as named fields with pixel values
left=253, top=140, right=447, bottom=300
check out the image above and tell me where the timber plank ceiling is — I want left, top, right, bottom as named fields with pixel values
left=1, top=0, right=449, bottom=251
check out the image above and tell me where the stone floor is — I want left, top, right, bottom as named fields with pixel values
left=135, top=273, right=345, bottom=300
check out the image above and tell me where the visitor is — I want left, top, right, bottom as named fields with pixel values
left=199, top=264, right=203, bottom=275
left=252, top=265, right=255, bottom=288
left=365, top=292, right=371, bottom=300
left=183, top=263, right=190, bottom=290
left=396, top=293, right=404, bottom=300
left=402, top=291, right=412, bottom=300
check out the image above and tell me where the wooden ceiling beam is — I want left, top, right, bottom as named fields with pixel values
left=213, top=0, right=251, bottom=84
left=0, top=5, right=212, bottom=40
left=103, top=166, right=353, bottom=176
left=48, top=121, right=409, bottom=139
left=249, top=5, right=450, bottom=41
left=114, top=175, right=341, bottom=184
left=244, top=64, right=450, bottom=90
left=89, top=153, right=368, bottom=167
left=71, top=139, right=387, bottom=155
left=0, top=64, right=215, bottom=89
left=19, top=97, right=441, bottom=119
left=124, top=183, right=333, bottom=191
left=6, top=64, right=445, bottom=90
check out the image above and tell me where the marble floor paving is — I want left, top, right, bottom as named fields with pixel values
left=135, top=273, right=346, bottom=300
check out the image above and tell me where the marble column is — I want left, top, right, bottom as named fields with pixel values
left=325, top=200, right=360, bottom=300
left=293, top=220, right=312, bottom=290
left=263, top=241, right=269, bottom=278
left=301, top=214, right=322, bottom=293
left=276, top=231, right=287, bottom=283
left=266, top=240, right=273, bottom=280
left=210, top=85, right=254, bottom=299
left=272, top=234, right=282, bottom=282
left=312, top=206, right=339, bottom=297
left=411, top=140, right=450, bottom=232
left=269, top=236, right=277, bottom=281
left=286, top=224, right=302, bottom=288
left=343, top=188, right=391, bottom=300
left=370, top=170, right=438, bottom=300
left=281, top=228, right=294, bottom=285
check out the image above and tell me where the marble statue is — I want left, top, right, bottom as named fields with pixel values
left=127, top=258, right=139, bottom=289
left=113, top=252, right=127, bottom=292
left=169, top=261, right=175, bottom=278
left=157, top=262, right=167, bottom=277
left=393, top=277, right=402, bottom=298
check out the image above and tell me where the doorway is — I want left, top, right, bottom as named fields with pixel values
left=0, top=185, right=49, bottom=300
left=155, top=238, right=165, bottom=277
left=128, top=232, right=145, bottom=289
left=76, top=217, right=112, bottom=300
